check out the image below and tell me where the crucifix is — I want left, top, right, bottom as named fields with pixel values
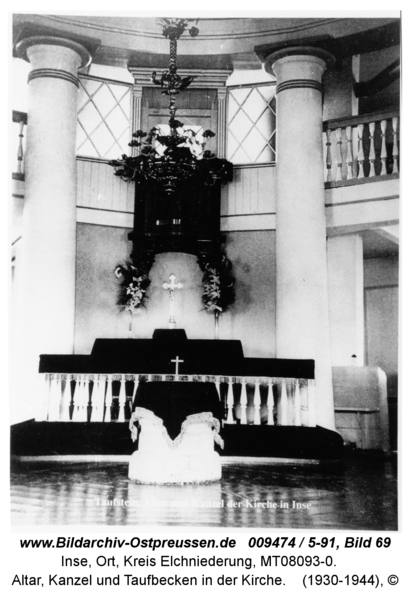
left=162, top=274, right=183, bottom=329
left=171, top=355, right=184, bottom=376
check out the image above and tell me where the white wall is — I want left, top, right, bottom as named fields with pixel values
left=74, top=224, right=276, bottom=358
left=327, top=234, right=364, bottom=366
left=364, top=256, right=399, bottom=397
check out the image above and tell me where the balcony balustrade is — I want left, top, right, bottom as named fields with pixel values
left=323, top=111, right=399, bottom=186
left=13, top=109, right=400, bottom=193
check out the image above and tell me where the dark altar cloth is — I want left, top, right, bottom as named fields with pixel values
left=132, top=382, right=223, bottom=440
left=39, top=337, right=315, bottom=379
left=89, top=335, right=244, bottom=375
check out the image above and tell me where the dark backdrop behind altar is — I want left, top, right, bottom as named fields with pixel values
left=74, top=223, right=276, bottom=358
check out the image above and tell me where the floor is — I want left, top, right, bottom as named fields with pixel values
left=10, top=453, right=397, bottom=529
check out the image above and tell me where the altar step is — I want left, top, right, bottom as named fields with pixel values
left=222, top=424, right=343, bottom=459
left=11, top=421, right=343, bottom=460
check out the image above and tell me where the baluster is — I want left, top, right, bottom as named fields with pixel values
left=84, top=373, right=94, bottom=423
left=288, top=379, right=297, bottom=426
left=132, top=375, right=140, bottom=409
left=392, top=117, right=399, bottom=173
left=226, top=377, right=235, bottom=424
left=253, top=380, right=261, bottom=425
left=17, top=119, right=25, bottom=174
left=73, top=375, right=88, bottom=421
left=105, top=375, right=113, bottom=422
left=279, top=379, right=288, bottom=425
left=71, top=375, right=82, bottom=421
left=90, top=374, right=105, bottom=422
left=124, top=375, right=134, bottom=417
left=60, top=374, right=72, bottom=421
left=84, top=375, right=91, bottom=421
left=47, top=374, right=61, bottom=421
left=325, top=129, right=333, bottom=182
left=335, top=127, right=343, bottom=181
left=357, top=123, right=365, bottom=178
left=89, top=374, right=99, bottom=422
left=346, top=125, right=354, bottom=179
left=80, top=375, right=88, bottom=421
left=351, top=124, right=359, bottom=179
left=118, top=374, right=126, bottom=422
left=300, top=380, right=309, bottom=427
left=217, top=377, right=223, bottom=405
left=294, top=379, right=302, bottom=426
left=368, top=121, right=376, bottom=177
left=266, top=379, right=275, bottom=425
left=380, top=120, right=387, bottom=175
left=78, top=375, right=88, bottom=422
left=239, top=379, right=247, bottom=424
left=307, top=379, right=316, bottom=427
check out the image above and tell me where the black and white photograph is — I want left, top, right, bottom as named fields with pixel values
left=9, top=11, right=400, bottom=532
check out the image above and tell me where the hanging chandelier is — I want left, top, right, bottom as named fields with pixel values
left=110, top=18, right=232, bottom=195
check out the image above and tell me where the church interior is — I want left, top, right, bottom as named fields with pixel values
left=10, top=14, right=399, bottom=528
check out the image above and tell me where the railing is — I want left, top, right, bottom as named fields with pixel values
left=12, top=111, right=27, bottom=180
left=36, top=373, right=317, bottom=428
left=323, top=111, right=399, bottom=186
left=13, top=109, right=400, bottom=189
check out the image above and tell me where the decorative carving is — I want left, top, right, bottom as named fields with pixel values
left=111, top=18, right=233, bottom=265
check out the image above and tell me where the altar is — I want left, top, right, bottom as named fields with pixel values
left=10, top=328, right=344, bottom=464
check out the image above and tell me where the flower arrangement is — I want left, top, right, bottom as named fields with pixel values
left=128, top=125, right=216, bottom=162
left=114, top=260, right=151, bottom=314
left=109, top=125, right=231, bottom=195
left=201, top=254, right=235, bottom=314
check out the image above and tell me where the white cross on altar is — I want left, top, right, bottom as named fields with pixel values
left=171, top=356, right=184, bottom=376
left=162, top=274, right=183, bottom=329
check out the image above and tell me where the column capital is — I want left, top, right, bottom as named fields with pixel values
left=263, top=46, right=335, bottom=78
left=132, top=84, right=143, bottom=98
left=15, top=35, right=91, bottom=69
left=217, top=87, right=227, bottom=101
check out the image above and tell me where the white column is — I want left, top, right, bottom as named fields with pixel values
left=217, top=88, right=228, bottom=158
left=327, top=234, right=365, bottom=366
left=13, top=37, right=91, bottom=418
left=131, top=84, right=143, bottom=156
left=265, top=47, right=336, bottom=430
